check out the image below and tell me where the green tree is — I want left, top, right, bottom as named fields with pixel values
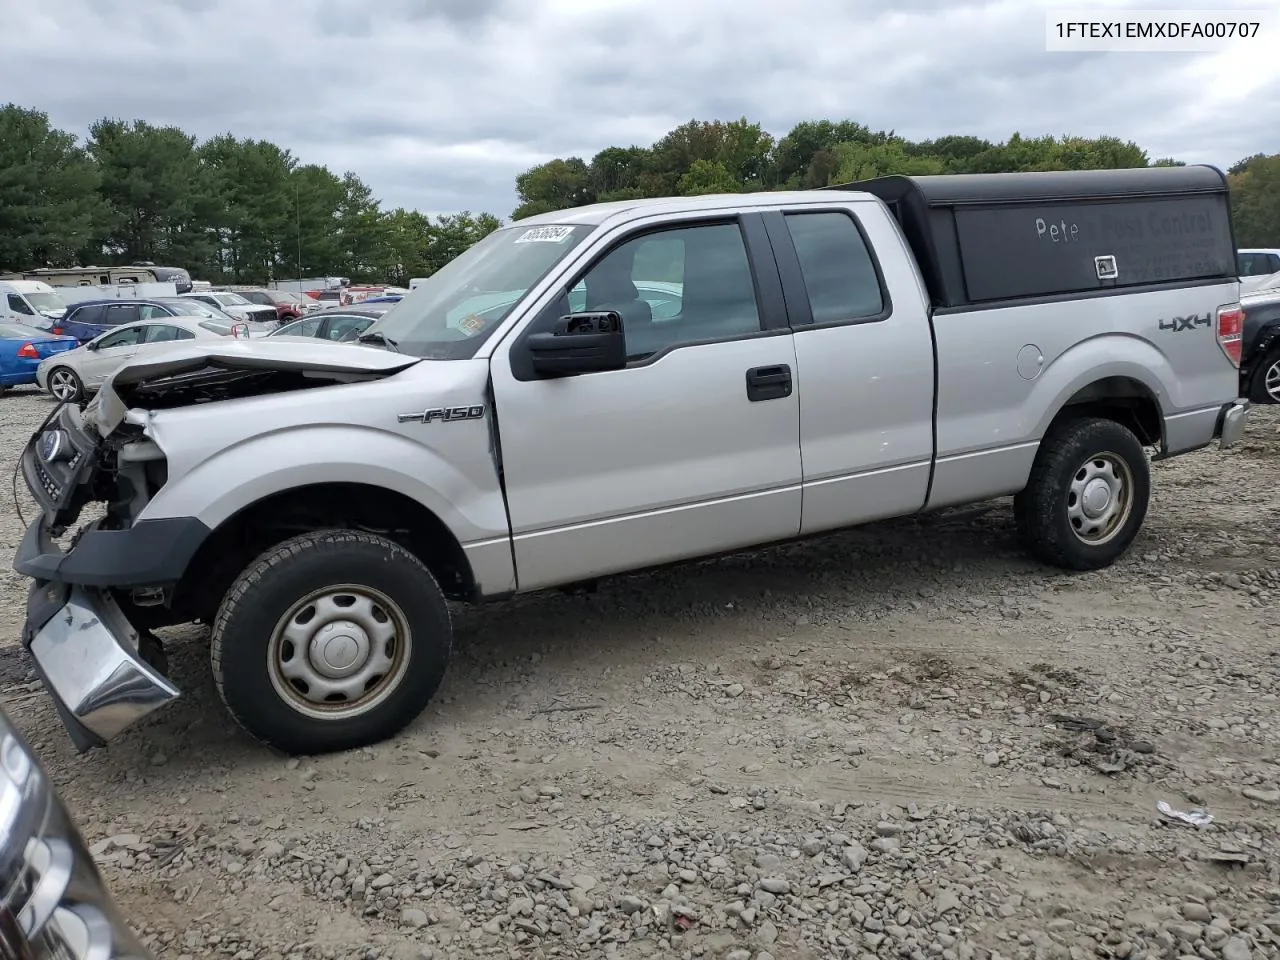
left=830, top=140, right=947, bottom=183
left=88, top=118, right=211, bottom=266
left=677, top=159, right=741, bottom=196
left=512, top=158, right=594, bottom=220
left=0, top=104, right=103, bottom=269
left=1229, top=154, right=1280, bottom=247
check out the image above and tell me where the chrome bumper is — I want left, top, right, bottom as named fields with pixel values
left=1218, top=398, right=1250, bottom=449
left=23, top=583, right=179, bottom=752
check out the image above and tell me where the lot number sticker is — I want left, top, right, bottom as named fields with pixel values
left=515, top=225, right=574, bottom=243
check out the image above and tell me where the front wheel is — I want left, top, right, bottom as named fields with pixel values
left=210, top=530, right=453, bottom=755
left=47, top=367, right=83, bottom=403
left=1014, top=417, right=1150, bottom=571
left=1248, top=345, right=1280, bottom=404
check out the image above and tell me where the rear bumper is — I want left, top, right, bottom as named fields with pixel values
left=21, top=580, right=179, bottom=752
left=1216, top=398, right=1251, bottom=449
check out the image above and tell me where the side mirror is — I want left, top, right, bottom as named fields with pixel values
left=84, top=340, right=99, bottom=351
left=526, top=311, right=626, bottom=377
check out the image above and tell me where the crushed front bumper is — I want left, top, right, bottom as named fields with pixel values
left=1216, top=398, right=1251, bottom=449
left=21, top=579, right=179, bottom=753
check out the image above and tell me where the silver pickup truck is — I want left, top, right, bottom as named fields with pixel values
left=14, top=166, right=1250, bottom=756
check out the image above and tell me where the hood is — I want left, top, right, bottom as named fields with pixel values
left=85, top=338, right=421, bottom=435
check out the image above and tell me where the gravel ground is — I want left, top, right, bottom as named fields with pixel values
left=0, top=386, right=1278, bottom=960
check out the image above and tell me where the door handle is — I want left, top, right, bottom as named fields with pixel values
left=745, top=364, right=792, bottom=402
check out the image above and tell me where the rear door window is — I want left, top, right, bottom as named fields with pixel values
left=104, top=304, right=141, bottom=327
left=783, top=211, right=887, bottom=324
left=145, top=324, right=196, bottom=343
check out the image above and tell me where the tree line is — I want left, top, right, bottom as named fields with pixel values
left=4, top=104, right=1278, bottom=288
left=513, top=118, right=1280, bottom=249
left=0, top=103, right=500, bottom=286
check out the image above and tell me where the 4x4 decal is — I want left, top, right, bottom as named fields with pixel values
left=1158, top=312, right=1211, bottom=332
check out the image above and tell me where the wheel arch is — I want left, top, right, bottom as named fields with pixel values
left=170, top=481, right=480, bottom=623
left=1044, top=374, right=1164, bottom=449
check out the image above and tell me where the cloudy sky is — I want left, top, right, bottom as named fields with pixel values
left=5, top=0, right=1278, bottom=220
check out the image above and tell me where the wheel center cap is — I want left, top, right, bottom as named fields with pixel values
left=309, top=621, right=369, bottom=678
left=1081, top=478, right=1112, bottom=518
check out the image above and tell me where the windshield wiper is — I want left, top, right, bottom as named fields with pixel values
left=357, top=331, right=399, bottom=352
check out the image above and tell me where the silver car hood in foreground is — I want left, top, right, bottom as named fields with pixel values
left=86, top=339, right=420, bottom=435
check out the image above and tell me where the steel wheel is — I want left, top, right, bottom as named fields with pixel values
left=47, top=368, right=81, bottom=402
left=266, top=583, right=412, bottom=721
left=1065, top=451, right=1133, bottom=546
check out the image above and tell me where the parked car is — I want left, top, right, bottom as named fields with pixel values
left=179, top=291, right=277, bottom=325
left=12, top=166, right=1250, bottom=757
left=0, top=322, right=78, bottom=391
left=0, top=703, right=153, bottom=959
left=36, top=316, right=247, bottom=402
left=228, top=288, right=308, bottom=323
left=1239, top=282, right=1280, bottom=403
left=52, top=298, right=253, bottom=344
left=1239, top=248, right=1280, bottom=277
left=268, top=305, right=393, bottom=342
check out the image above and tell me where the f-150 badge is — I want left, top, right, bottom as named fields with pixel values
left=397, top=405, right=486, bottom=424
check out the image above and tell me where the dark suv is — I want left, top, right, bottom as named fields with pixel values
left=55, top=298, right=241, bottom=343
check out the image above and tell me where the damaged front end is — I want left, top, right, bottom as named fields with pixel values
left=14, top=341, right=420, bottom=751
left=15, top=401, right=188, bottom=752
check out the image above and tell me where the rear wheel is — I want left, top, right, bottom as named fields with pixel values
left=47, top=367, right=83, bottom=403
left=1248, top=345, right=1280, bottom=404
left=210, top=530, right=453, bottom=755
left=1014, top=417, right=1150, bottom=571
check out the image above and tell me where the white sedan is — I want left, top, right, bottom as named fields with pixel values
left=37, top=315, right=247, bottom=403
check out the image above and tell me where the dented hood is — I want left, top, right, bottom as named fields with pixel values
left=86, top=338, right=420, bottom=435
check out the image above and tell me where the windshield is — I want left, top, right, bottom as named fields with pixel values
left=25, top=292, right=66, bottom=313
left=216, top=292, right=251, bottom=306
left=363, top=223, right=593, bottom=358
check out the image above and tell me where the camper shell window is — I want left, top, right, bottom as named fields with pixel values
left=824, top=165, right=1237, bottom=309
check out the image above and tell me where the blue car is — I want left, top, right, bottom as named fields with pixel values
left=0, top=322, right=78, bottom=390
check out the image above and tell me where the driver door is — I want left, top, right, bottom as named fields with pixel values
left=489, top=213, right=803, bottom=591
left=79, top=323, right=148, bottom=386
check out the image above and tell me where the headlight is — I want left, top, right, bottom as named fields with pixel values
left=0, top=711, right=153, bottom=959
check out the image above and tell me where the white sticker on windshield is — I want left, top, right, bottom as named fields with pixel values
left=515, top=225, right=574, bottom=244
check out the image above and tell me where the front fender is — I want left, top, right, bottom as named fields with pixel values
left=136, top=424, right=510, bottom=547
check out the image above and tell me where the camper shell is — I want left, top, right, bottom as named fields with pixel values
left=824, top=165, right=1237, bottom=311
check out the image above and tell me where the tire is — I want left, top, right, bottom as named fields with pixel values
left=47, top=367, right=83, bottom=403
left=1248, top=345, right=1280, bottom=404
left=210, top=530, right=453, bottom=755
left=1013, top=417, right=1150, bottom=571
